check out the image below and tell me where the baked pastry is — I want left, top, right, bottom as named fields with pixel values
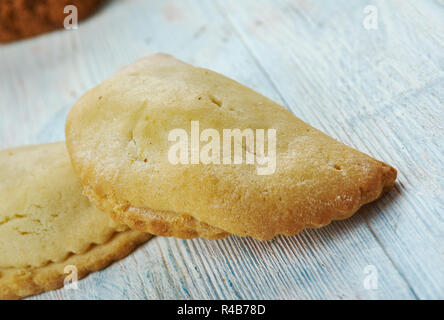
left=65, top=53, right=397, bottom=240
left=0, top=0, right=105, bottom=43
left=0, top=142, right=151, bottom=300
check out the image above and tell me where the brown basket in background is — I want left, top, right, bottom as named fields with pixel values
left=0, top=0, right=105, bottom=43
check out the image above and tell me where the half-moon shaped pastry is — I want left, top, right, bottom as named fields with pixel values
left=66, top=54, right=396, bottom=240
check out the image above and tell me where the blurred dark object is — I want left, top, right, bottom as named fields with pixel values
left=0, top=0, right=105, bottom=43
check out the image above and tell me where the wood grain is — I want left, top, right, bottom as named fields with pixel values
left=0, top=0, right=442, bottom=299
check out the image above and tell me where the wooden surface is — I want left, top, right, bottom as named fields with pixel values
left=0, top=0, right=443, bottom=300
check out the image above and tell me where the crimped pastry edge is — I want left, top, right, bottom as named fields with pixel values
left=81, top=162, right=396, bottom=241
left=0, top=230, right=151, bottom=300
left=83, top=185, right=229, bottom=240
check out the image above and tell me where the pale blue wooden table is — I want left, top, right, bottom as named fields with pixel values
left=0, top=0, right=443, bottom=299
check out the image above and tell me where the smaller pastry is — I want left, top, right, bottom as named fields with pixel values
left=0, top=142, right=151, bottom=300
